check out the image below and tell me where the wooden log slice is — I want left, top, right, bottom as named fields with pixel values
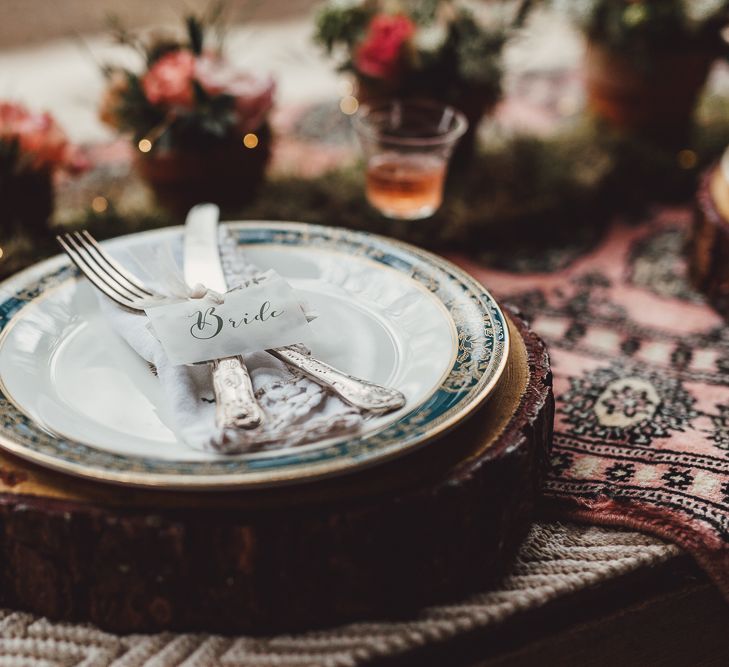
left=690, top=164, right=729, bottom=317
left=0, top=307, right=553, bottom=634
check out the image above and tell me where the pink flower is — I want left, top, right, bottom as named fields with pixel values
left=195, top=55, right=275, bottom=131
left=231, top=75, right=275, bottom=132
left=141, top=51, right=274, bottom=130
left=0, top=102, right=72, bottom=171
left=356, top=14, right=415, bottom=82
left=142, top=50, right=196, bottom=108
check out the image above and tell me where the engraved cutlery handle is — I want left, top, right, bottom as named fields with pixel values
left=268, top=347, right=406, bottom=414
left=212, top=356, right=265, bottom=430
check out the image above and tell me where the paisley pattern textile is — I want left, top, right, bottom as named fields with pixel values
left=455, top=208, right=729, bottom=595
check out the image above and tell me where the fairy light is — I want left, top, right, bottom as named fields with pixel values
left=138, top=138, right=152, bottom=153
left=677, top=149, right=697, bottom=170
left=0, top=247, right=4, bottom=259
left=340, top=95, right=359, bottom=115
left=243, top=133, right=259, bottom=149
left=91, top=196, right=108, bottom=213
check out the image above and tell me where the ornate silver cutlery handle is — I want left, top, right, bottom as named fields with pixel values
left=268, top=346, right=406, bottom=414
left=212, top=356, right=265, bottom=430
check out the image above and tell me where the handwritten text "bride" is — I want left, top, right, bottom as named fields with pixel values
left=188, top=301, right=284, bottom=340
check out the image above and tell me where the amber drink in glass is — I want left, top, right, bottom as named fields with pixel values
left=353, top=101, right=467, bottom=220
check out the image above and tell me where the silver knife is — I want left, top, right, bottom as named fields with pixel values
left=183, top=204, right=265, bottom=431
left=191, top=206, right=407, bottom=415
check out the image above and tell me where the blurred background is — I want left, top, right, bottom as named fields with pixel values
left=3, top=1, right=729, bottom=277
left=0, top=1, right=318, bottom=47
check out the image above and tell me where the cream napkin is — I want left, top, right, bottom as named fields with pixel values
left=100, top=231, right=363, bottom=454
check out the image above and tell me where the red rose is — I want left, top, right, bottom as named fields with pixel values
left=142, top=50, right=196, bottom=108
left=355, top=14, right=415, bottom=82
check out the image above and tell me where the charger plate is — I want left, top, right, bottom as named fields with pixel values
left=0, top=221, right=508, bottom=489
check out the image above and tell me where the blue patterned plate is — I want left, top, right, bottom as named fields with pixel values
left=0, top=222, right=508, bottom=489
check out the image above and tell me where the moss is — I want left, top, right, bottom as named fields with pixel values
left=4, top=103, right=729, bottom=281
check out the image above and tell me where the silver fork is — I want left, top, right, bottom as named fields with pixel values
left=57, top=230, right=265, bottom=432
left=56, top=231, right=407, bottom=415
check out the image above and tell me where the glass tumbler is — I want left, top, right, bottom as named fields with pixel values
left=352, top=100, right=468, bottom=220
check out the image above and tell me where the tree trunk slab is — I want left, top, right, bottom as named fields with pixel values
left=0, top=307, right=553, bottom=634
left=690, top=164, right=729, bottom=317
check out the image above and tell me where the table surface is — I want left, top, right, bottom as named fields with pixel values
left=1, top=10, right=729, bottom=666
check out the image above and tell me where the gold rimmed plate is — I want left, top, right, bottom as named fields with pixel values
left=0, top=221, right=508, bottom=489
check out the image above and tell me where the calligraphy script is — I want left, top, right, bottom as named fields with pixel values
left=188, top=301, right=285, bottom=340
left=145, top=271, right=311, bottom=365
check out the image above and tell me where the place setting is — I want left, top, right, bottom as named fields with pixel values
left=0, top=7, right=552, bottom=627
left=0, top=201, right=514, bottom=488
left=0, top=187, right=550, bottom=634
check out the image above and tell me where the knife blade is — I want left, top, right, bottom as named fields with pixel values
left=183, top=203, right=227, bottom=293
left=183, top=204, right=265, bottom=432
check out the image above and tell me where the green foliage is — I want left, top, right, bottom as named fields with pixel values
left=453, top=13, right=505, bottom=87
left=314, top=2, right=371, bottom=54
left=407, top=0, right=441, bottom=24
left=313, top=0, right=510, bottom=98
left=552, top=0, right=729, bottom=58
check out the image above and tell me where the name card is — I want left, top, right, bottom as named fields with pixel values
left=145, top=271, right=311, bottom=365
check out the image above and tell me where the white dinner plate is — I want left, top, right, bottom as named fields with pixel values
left=0, top=221, right=508, bottom=488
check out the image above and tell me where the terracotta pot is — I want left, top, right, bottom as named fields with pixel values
left=353, top=77, right=495, bottom=165
left=134, top=125, right=271, bottom=216
left=584, top=40, right=714, bottom=145
left=0, top=168, right=54, bottom=236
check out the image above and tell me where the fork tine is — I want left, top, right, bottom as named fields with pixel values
left=74, top=232, right=150, bottom=300
left=57, top=235, right=145, bottom=312
left=62, top=234, right=139, bottom=300
left=77, top=231, right=155, bottom=297
left=57, top=235, right=130, bottom=309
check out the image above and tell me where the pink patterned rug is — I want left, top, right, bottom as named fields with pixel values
left=453, top=207, right=729, bottom=597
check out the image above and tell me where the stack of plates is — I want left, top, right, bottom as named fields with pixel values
left=0, top=221, right=509, bottom=490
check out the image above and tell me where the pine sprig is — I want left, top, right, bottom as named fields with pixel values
left=186, top=15, right=205, bottom=55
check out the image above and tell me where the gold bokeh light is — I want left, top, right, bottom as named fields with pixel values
left=243, top=133, right=259, bottom=149
left=138, top=138, right=152, bottom=153
left=340, top=95, right=359, bottom=115
left=677, top=149, right=697, bottom=170
left=91, top=196, right=109, bottom=213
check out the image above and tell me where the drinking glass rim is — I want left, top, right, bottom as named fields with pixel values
left=352, top=100, right=469, bottom=147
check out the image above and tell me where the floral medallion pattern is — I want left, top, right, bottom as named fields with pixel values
left=559, top=364, right=698, bottom=445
